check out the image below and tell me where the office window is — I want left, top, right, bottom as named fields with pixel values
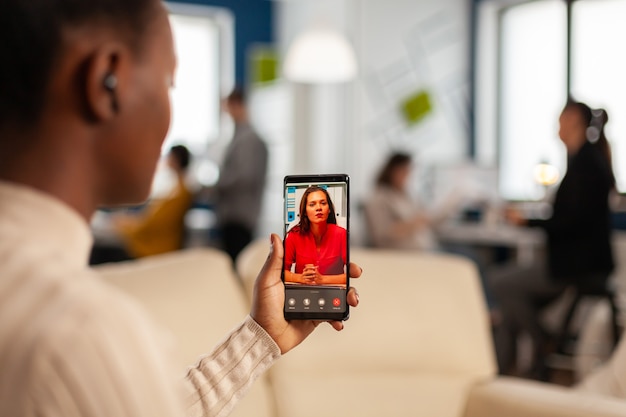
left=163, top=4, right=234, bottom=155
left=477, top=0, right=626, bottom=200
left=571, top=0, right=626, bottom=192
left=499, top=0, right=567, bottom=200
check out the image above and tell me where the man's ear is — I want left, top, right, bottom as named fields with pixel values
left=82, top=45, right=130, bottom=122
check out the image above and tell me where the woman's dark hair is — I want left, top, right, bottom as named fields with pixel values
left=564, top=99, right=615, bottom=187
left=297, top=186, right=337, bottom=235
left=376, top=152, right=412, bottom=187
left=169, top=145, right=191, bottom=171
left=0, top=0, right=159, bottom=129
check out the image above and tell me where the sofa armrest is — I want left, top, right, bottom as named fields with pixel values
left=463, top=377, right=626, bottom=417
left=96, top=248, right=276, bottom=417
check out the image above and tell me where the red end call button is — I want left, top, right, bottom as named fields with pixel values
left=332, top=298, right=341, bottom=307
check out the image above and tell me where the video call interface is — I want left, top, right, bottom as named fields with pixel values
left=283, top=180, right=349, bottom=314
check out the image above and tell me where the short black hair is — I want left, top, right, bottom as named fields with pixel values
left=226, top=86, right=246, bottom=104
left=0, top=0, right=159, bottom=129
left=169, top=145, right=191, bottom=171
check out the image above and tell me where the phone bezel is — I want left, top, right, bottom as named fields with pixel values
left=282, top=174, right=350, bottom=321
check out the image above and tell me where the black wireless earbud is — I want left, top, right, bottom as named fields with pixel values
left=103, top=74, right=117, bottom=91
left=103, top=74, right=119, bottom=112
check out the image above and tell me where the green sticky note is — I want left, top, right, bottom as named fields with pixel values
left=401, top=90, right=432, bottom=125
left=250, top=47, right=278, bottom=85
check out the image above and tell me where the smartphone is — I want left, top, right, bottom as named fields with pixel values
left=282, top=174, right=350, bottom=321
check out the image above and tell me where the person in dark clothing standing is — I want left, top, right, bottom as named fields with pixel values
left=216, top=87, right=268, bottom=263
left=491, top=100, right=615, bottom=378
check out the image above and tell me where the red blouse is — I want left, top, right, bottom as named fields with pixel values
left=284, top=223, right=347, bottom=275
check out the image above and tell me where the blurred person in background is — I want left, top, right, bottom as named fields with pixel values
left=491, top=100, right=615, bottom=379
left=0, top=0, right=362, bottom=415
left=215, top=87, right=268, bottom=264
left=90, top=144, right=194, bottom=264
left=112, top=144, right=193, bottom=260
left=363, top=151, right=495, bottom=307
left=363, top=152, right=439, bottom=251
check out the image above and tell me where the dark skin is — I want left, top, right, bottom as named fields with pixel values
left=253, top=234, right=361, bottom=352
left=0, top=1, right=361, bottom=355
left=0, top=18, right=174, bottom=217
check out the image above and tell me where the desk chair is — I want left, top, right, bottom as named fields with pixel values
left=556, top=280, right=620, bottom=353
left=546, top=279, right=621, bottom=380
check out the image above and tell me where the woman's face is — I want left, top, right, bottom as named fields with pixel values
left=559, top=108, right=586, bottom=153
left=391, top=163, right=411, bottom=190
left=305, top=190, right=330, bottom=225
left=99, top=5, right=177, bottom=204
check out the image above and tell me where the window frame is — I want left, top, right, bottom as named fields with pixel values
left=163, top=2, right=235, bottom=154
left=473, top=0, right=626, bottom=200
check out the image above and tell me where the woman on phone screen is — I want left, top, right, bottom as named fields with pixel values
left=284, top=186, right=347, bottom=286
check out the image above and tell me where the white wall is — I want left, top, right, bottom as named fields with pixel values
left=269, top=0, right=471, bottom=243
left=353, top=0, right=471, bottom=198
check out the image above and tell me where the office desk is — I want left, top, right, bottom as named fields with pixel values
left=436, top=222, right=545, bottom=266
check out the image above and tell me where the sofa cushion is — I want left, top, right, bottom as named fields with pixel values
left=236, top=238, right=269, bottom=300
left=464, top=377, right=626, bottom=417
left=273, top=373, right=478, bottom=417
left=274, top=248, right=496, bottom=377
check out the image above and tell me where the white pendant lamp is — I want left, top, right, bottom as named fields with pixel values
left=283, top=26, right=357, bottom=83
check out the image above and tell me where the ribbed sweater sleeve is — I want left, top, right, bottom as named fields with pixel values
left=184, top=316, right=281, bottom=417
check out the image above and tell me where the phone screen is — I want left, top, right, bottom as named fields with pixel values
left=282, top=174, right=350, bottom=321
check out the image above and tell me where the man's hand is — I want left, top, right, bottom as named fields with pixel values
left=250, top=233, right=362, bottom=355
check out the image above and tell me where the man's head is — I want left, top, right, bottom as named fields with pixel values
left=0, top=0, right=177, bottom=214
left=167, top=145, right=191, bottom=174
left=223, top=87, right=248, bottom=123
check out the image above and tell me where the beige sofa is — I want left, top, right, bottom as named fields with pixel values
left=95, top=243, right=626, bottom=417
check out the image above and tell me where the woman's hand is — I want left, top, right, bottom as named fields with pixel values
left=505, top=206, right=528, bottom=226
left=301, top=264, right=319, bottom=284
left=250, top=234, right=362, bottom=354
left=284, top=268, right=316, bottom=285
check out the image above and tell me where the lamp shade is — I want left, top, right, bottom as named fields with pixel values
left=283, top=27, right=357, bottom=83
